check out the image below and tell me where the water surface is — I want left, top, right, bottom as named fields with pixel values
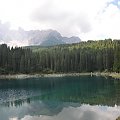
left=0, top=76, right=120, bottom=120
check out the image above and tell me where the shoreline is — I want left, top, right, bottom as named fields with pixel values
left=0, top=73, right=91, bottom=79
left=0, top=72, right=120, bottom=79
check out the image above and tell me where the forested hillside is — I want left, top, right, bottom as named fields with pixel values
left=0, top=39, right=120, bottom=74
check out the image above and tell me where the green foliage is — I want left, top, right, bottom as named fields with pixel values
left=0, top=39, right=120, bottom=74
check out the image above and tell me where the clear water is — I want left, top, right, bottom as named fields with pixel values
left=0, top=76, right=120, bottom=120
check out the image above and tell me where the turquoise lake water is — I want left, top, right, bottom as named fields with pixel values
left=0, top=76, right=120, bottom=120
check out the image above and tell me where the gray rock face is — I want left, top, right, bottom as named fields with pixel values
left=62, top=36, right=81, bottom=44
left=0, top=27, right=81, bottom=46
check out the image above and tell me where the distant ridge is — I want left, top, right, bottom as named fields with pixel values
left=0, top=27, right=81, bottom=46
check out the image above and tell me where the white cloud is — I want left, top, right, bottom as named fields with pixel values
left=0, top=0, right=120, bottom=41
left=30, top=0, right=120, bottom=39
left=7, top=40, right=28, bottom=47
left=20, top=104, right=120, bottom=120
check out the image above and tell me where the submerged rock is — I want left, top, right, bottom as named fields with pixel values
left=116, top=117, right=120, bottom=120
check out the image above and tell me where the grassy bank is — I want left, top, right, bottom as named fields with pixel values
left=84, top=72, right=120, bottom=79
left=109, top=73, right=120, bottom=79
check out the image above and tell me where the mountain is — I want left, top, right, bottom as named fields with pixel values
left=28, top=30, right=65, bottom=46
left=0, top=26, right=81, bottom=46
left=63, top=36, right=81, bottom=44
left=25, top=29, right=81, bottom=46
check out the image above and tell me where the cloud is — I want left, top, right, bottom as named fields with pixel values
left=30, top=0, right=120, bottom=40
left=20, top=104, right=120, bottom=120
left=0, top=0, right=120, bottom=41
left=83, top=3, right=120, bottom=40
left=0, top=21, right=10, bottom=34
left=0, top=21, right=28, bottom=47
left=31, top=0, right=93, bottom=37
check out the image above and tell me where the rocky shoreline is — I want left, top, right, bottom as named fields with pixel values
left=0, top=72, right=120, bottom=79
left=0, top=73, right=91, bottom=79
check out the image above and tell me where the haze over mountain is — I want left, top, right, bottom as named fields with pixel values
left=0, top=22, right=81, bottom=46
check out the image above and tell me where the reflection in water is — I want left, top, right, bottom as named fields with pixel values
left=0, top=76, right=120, bottom=120
left=21, top=104, right=120, bottom=120
left=6, top=104, right=120, bottom=120
left=0, top=76, right=120, bottom=106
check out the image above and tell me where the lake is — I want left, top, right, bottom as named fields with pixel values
left=0, top=76, right=120, bottom=120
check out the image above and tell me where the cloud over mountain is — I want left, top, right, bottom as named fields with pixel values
left=0, top=22, right=81, bottom=46
left=0, top=0, right=120, bottom=42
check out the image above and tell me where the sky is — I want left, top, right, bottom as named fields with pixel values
left=0, top=0, right=120, bottom=41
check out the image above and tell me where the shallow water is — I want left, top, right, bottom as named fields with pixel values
left=0, top=76, right=120, bottom=120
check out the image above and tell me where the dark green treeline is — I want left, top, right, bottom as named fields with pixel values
left=0, top=39, right=120, bottom=74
